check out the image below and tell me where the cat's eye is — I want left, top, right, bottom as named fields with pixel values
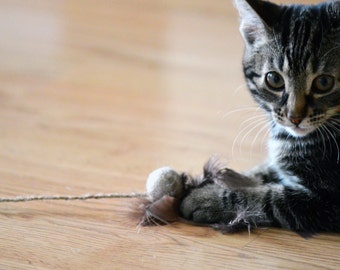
left=312, top=75, right=335, bottom=94
left=265, top=72, right=285, bottom=91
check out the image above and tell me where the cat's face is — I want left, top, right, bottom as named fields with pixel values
left=236, top=0, right=339, bottom=137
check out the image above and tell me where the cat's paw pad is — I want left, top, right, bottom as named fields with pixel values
left=211, top=221, right=250, bottom=234
left=179, top=183, right=233, bottom=224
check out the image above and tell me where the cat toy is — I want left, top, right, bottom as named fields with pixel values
left=139, top=157, right=256, bottom=229
left=0, top=157, right=253, bottom=232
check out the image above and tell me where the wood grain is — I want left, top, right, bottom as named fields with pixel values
left=0, top=0, right=339, bottom=269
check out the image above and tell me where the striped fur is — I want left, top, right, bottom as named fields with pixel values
left=179, top=0, right=340, bottom=234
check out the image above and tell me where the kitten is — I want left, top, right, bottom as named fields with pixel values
left=179, top=0, right=340, bottom=235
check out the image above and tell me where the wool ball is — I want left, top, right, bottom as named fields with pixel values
left=146, top=167, right=184, bottom=201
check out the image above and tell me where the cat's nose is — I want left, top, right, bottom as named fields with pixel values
left=289, top=115, right=304, bottom=126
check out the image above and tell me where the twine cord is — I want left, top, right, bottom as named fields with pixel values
left=0, top=192, right=147, bottom=203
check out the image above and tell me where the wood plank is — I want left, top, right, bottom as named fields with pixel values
left=0, top=0, right=339, bottom=269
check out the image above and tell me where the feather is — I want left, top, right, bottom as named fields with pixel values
left=138, top=195, right=180, bottom=226
left=203, top=156, right=259, bottom=189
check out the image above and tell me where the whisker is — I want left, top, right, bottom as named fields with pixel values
left=261, top=120, right=276, bottom=149
left=261, top=126, right=272, bottom=152
left=232, top=117, right=268, bottom=160
left=322, top=124, right=340, bottom=163
left=239, top=114, right=267, bottom=129
left=240, top=119, right=268, bottom=158
left=231, top=115, right=267, bottom=157
left=222, top=105, right=258, bottom=119
left=321, top=45, right=340, bottom=59
left=233, top=83, right=248, bottom=94
left=315, top=126, right=327, bottom=161
left=250, top=121, right=269, bottom=160
left=327, top=120, right=340, bottom=132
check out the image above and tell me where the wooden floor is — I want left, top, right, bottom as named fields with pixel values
left=0, top=0, right=339, bottom=269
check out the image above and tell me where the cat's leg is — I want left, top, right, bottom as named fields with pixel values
left=179, top=181, right=277, bottom=230
left=179, top=165, right=338, bottom=233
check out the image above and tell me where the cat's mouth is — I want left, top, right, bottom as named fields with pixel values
left=285, top=126, right=314, bottom=137
left=273, top=112, right=318, bottom=137
left=275, top=119, right=315, bottom=137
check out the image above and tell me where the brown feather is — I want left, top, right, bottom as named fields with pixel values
left=204, top=156, right=259, bottom=188
left=138, top=195, right=180, bottom=226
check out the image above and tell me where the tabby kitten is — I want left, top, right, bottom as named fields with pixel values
left=179, top=0, right=340, bottom=234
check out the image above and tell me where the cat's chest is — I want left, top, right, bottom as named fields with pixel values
left=268, top=138, right=340, bottom=188
left=268, top=139, right=311, bottom=162
left=268, top=136, right=337, bottom=163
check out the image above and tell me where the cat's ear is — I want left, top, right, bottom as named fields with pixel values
left=234, top=0, right=283, bottom=46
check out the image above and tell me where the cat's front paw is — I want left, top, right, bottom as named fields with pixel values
left=179, top=182, right=234, bottom=224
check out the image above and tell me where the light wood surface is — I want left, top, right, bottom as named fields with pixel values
left=0, top=0, right=339, bottom=269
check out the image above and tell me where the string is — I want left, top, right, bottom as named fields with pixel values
left=0, top=192, right=147, bottom=203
